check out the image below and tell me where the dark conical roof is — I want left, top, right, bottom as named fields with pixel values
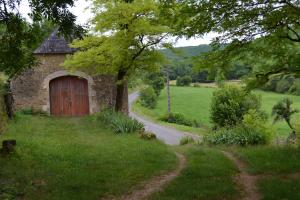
left=34, top=30, right=77, bottom=54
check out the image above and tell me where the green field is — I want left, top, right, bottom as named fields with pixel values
left=0, top=115, right=176, bottom=200
left=133, top=86, right=300, bottom=137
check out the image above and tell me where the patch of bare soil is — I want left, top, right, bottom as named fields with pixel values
left=222, top=151, right=261, bottom=200
left=102, top=152, right=186, bottom=200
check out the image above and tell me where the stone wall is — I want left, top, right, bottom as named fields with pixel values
left=11, top=54, right=128, bottom=115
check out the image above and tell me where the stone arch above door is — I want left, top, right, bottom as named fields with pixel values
left=42, top=70, right=97, bottom=114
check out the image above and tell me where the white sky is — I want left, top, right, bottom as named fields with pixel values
left=19, top=0, right=216, bottom=47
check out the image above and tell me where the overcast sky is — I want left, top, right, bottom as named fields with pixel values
left=19, top=0, right=216, bottom=47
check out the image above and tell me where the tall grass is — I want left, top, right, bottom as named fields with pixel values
left=96, top=109, right=144, bottom=133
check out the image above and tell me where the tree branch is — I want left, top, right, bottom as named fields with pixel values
left=286, top=25, right=300, bottom=42
left=131, top=33, right=169, bottom=61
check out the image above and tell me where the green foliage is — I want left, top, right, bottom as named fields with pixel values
left=242, top=109, right=274, bottom=144
left=96, top=109, right=144, bottom=134
left=262, top=75, right=300, bottom=95
left=289, top=79, right=300, bottom=95
left=63, top=0, right=171, bottom=111
left=160, top=112, right=201, bottom=128
left=295, top=122, right=300, bottom=147
left=139, top=87, right=158, bottom=109
left=275, top=76, right=294, bottom=93
left=173, top=0, right=300, bottom=43
left=204, top=126, right=268, bottom=146
left=0, top=1, right=83, bottom=78
left=179, top=136, right=194, bottom=145
left=139, top=131, right=157, bottom=140
left=272, top=98, right=299, bottom=130
left=210, top=85, right=263, bottom=127
left=262, top=75, right=281, bottom=91
left=144, top=72, right=165, bottom=96
left=0, top=182, right=19, bottom=200
left=176, top=76, right=192, bottom=86
left=205, top=109, right=273, bottom=146
left=171, top=0, right=300, bottom=88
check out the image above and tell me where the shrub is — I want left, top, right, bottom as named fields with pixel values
left=275, top=76, right=294, bottom=93
left=176, top=76, right=192, bottom=86
left=205, top=109, right=273, bottom=146
left=180, top=136, right=195, bottom=145
left=139, top=131, right=157, bottom=140
left=289, top=78, right=300, bottom=95
left=210, top=85, right=263, bottom=127
left=144, top=72, right=165, bottom=96
left=160, top=112, right=202, bottom=127
left=204, top=126, right=268, bottom=146
left=97, top=109, right=144, bottom=133
left=262, top=75, right=281, bottom=91
left=242, top=109, right=273, bottom=144
left=139, top=87, right=157, bottom=109
left=262, top=75, right=300, bottom=95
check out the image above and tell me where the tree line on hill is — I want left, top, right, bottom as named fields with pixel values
left=160, top=45, right=252, bottom=83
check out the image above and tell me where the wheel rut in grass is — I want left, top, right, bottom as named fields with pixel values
left=222, top=151, right=261, bottom=200
left=103, top=152, right=186, bottom=200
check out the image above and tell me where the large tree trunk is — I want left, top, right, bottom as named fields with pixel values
left=115, top=70, right=126, bottom=112
left=4, top=81, right=14, bottom=119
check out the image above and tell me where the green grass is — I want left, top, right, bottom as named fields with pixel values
left=133, top=86, right=300, bottom=138
left=0, top=115, right=176, bottom=200
left=232, top=146, right=300, bottom=200
left=259, top=178, right=300, bottom=200
left=150, top=146, right=238, bottom=200
left=233, top=146, right=300, bottom=175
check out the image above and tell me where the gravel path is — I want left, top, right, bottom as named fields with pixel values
left=129, top=92, right=200, bottom=145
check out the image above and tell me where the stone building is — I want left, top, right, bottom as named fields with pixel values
left=11, top=31, right=128, bottom=116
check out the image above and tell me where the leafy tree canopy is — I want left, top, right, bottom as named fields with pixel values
left=63, top=0, right=172, bottom=111
left=163, top=0, right=300, bottom=87
left=0, top=0, right=84, bottom=77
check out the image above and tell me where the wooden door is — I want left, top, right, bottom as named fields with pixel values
left=50, top=76, right=89, bottom=116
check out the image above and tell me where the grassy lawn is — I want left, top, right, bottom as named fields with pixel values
left=0, top=115, right=176, bottom=200
left=233, top=146, right=300, bottom=175
left=232, top=146, right=300, bottom=200
left=133, top=86, right=300, bottom=138
left=150, top=146, right=239, bottom=200
left=259, top=178, right=300, bottom=200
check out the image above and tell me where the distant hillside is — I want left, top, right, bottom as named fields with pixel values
left=160, top=45, right=212, bottom=64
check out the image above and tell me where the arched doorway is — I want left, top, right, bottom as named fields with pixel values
left=49, top=76, right=90, bottom=116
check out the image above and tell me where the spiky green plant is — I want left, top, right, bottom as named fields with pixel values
left=272, top=98, right=299, bottom=143
left=272, top=98, right=299, bottom=130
